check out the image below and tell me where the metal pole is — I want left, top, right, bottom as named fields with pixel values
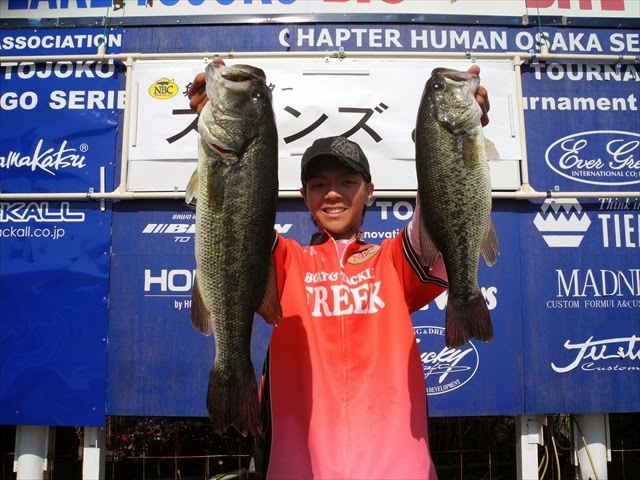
left=82, top=427, right=106, bottom=480
left=1, top=50, right=638, bottom=203
left=2, top=50, right=640, bottom=64
left=573, top=414, right=610, bottom=480
left=114, top=56, right=135, bottom=195
left=512, top=56, right=532, bottom=192
left=14, top=425, right=50, bottom=480
left=0, top=189, right=638, bottom=201
left=515, top=415, right=544, bottom=480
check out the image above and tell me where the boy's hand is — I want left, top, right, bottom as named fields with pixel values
left=188, top=56, right=226, bottom=115
left=467, top=65, right=490, bottom=127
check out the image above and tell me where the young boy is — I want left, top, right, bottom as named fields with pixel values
left=189, top=66, right=490, bottom=479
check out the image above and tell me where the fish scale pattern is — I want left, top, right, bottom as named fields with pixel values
left=415, top=68, right=495, bottom=347
left=192, top=63, right=279, bottom=435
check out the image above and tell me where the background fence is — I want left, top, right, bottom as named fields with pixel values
left=1, top=414, right=639, bottom=480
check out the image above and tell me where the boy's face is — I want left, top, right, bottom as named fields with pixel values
left=300, top=157, right=374, bottom=240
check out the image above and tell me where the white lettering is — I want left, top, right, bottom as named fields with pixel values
left=551, top=335, right=640, bottom=373
left=0, top=139, right=87, bottom=175
left=556, top=268, right=640, bottom=297
left=144, top=269, right=196, bottom=292
left=422, top=346, right=474, bottom=383
left=305, top=278, right=385, bottom=317
left=0, top=201, right=84, bottom=223
left=331, top=285, right=354, bottom=315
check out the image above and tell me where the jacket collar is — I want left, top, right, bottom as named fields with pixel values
left=309, top=230, right=366, bottom=246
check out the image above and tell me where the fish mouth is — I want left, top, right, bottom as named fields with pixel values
left=432, top=68, right=480, bottom=90
left=208, top=63, right=267, bottom=93
left=426, top=67, right=482, bottom=133
left=432, top=67, right=476, bottom=81
left=198, top=63, right=269, bottom=157
left=219, top=64, right=267, bottom=85
left=206, top=64, right=255, bottom=121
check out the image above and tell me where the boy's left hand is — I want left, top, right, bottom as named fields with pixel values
left=188, top=56, right=226, bottom=115
left=467, top=65, right=490, bottom=127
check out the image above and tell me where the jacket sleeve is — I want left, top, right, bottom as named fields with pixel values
left=389, top=227, right=448, bottom=314
left=271, top=232, right=301, bottom=298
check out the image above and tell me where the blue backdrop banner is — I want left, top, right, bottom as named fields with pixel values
left=0, top=201, right=111, bottom=426
left=0, top=28, right=120, bottom=426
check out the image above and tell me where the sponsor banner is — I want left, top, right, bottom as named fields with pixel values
left=412, top=200, right=524, bottom=416
left=0, top=28, right=123, bottom=55
left=119, top=24, right=640, bottom=54
left=0, top=201, right=110, bottom=426
left=0, top=28, right=122, bottom=194
left=108, top=202, right=283, bottom=416
left=117, top=24, right=637, bottom=193
left=127, top=56, right=521, bottom=192
left=524, top=197, right=640, bottom=413
left=3, top=24, right=636, bottom=194
left=1, top=24, right=636, bottom=56
left=1, top=0, right=638, bottom=27
left=521, top=62, right=640, bottom=192
left=108, top=198, right=522, bottom=417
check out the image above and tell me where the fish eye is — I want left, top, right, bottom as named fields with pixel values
left=433, top=82, right=445, bottom=91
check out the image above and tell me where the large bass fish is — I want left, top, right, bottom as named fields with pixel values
left=186, top=63, right=281, bottom=435
left=415, top=67, right=499, bottom=348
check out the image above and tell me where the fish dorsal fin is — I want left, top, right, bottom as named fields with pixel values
left=185, top=168, right=199, bottom=206
left=481, top=220, right=500, bottom=267
left=418, top=215, right=441, bottom=268
left=190, top=275, right=213, bottom=335
left=257, top=256, right=282, bottom=326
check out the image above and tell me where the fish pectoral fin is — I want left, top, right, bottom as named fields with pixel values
left=256, top=257, right=282, bottom=327
left=481, top=219, right=500, bottom=267
left=185, top=168, right=199, bottom=206
left=418, top=216, right=442, bottom=268
left=190, top=276, right=213, bottom=335
left=484, top=137, right=501, bottom=161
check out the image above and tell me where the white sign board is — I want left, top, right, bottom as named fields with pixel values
left=128, top=57, right=522, bottom=192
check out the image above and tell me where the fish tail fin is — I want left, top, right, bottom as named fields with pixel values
left=444, top=299, right=471, bottom=348
left=469, top=293, right=494, bottom=343
left=207, top=363, right=260, bottom=436
left=191, top=276, right=213, bottom=335
left=445, top=294, right=494, bottom=348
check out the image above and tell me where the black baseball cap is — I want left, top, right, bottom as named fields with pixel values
left=300, top=136, right=372, bottom=185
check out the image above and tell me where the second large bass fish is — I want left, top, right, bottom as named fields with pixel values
left=415, top=67, right=499, bottom=348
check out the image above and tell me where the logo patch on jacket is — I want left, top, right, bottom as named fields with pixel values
left=347, top=245, right=380, bottom=264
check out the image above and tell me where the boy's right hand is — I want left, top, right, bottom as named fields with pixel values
left=188, top=56, right=226, bottom=114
